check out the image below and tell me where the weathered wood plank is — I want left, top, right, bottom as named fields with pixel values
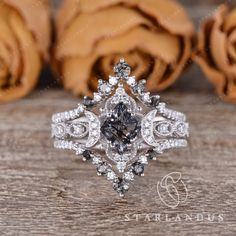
left=1, top=1, right=236, bottom=235
left=0, top=89, right=235, bottom=235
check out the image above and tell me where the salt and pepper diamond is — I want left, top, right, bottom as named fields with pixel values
left=52, top=58, right=189, bottom=197
left=114, top=58, right=131, bottom=78
left=101, top=102, right=141, bottom=155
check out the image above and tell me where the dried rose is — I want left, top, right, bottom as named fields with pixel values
left=54, top=0, right=194, bottom=96
left=194, top=5, right=236, bottom=103
left=0, top=0, right=51, bottom=103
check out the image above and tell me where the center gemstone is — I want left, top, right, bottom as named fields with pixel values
left=101, top=103, right=140, bottom=154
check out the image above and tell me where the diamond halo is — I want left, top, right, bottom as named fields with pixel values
left=51, top=59, right=189, bottom=197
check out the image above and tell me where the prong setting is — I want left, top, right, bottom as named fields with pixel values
left=51, top=59, right=189, bottom=197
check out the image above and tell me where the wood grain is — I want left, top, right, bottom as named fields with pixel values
left=0, top=89, right=236, bottom=236
left=0, top=1, right=236, bottom=235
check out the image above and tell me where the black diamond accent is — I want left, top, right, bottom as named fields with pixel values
left=83, top=96, right=94, bottom=108
left=82, top=150, right=92, bottom=160
left=132, top=161, right=144, bottom=176
left=113, top=177, right=129, bottom=195
left=133, top=81, right=145, bottom=94
left=101, top=103, right=141, bottom=154
left=151, top=96, right=160, bottom=107
left=114, top=61, right=131, bottom=78
left=146, top=149, right=157, bottom=160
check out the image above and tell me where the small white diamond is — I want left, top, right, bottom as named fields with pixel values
left=91, top=130, right=98, bottom=136
left=77, top=104, right=84, bottom=113
left=97, top=164, right=108, bottom=174
left=89, top=137, right=95, bottom=143
left=123, top=183, right=129, bottom=190
left=91, top=122, right=98, bottom=128
left=109, top=76, right=118, bottom=86
left=126, top=76, right=136, bottom=86
left=93, top=93, right=102, bottom=102
left=75, top=147, right=84, bottom=155
left=69, top=110, right=75, bottom=118
left=88, top=115, right=95, bottom=121
left=117, top=162, right=126, bottom=173
left=77, top=125, right=86, bottom=134
left=155, top=121, right=173, bottom=136
left=147, top=136, right=153, bottom=143
left=154, top=145, right=163, bottom=153
left=107, top=171, right=116, bottom=180
left=65, top=112, right=70, bottom=120
left=143, top=92, right=151, bottom=103
left=92, top=156, right=102, bottom=165
left=139, top=155, right=148, bottom=164
left=144, top=129, right=150, bottom=136
left=53, top=124, right=65, bottom=138
left=100, top=83, right=111, bottom=94
left=124, top=171, right=134, bottom=181
left=176, top=122, right=188, bottom=136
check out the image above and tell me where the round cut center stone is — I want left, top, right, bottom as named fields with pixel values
left=101, top=103, right=140, bottom=154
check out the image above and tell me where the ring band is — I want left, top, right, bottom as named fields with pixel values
left=51, top=59, right=189, bottom=197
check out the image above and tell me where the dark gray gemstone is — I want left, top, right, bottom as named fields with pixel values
left=132, top=162, right=144, bottom=176
left=101, top=102, right=141, bottom=154
left=147, top=149, right=156, bottom=160
left=82, top=150, right=92, bottom=160
left=113, top=178, right=129, bottom=194
left=133, top=81, right=145, bottom=94
left=114, top=61, right=131, bottom=78
left=83, top=96, right=94, bottom=107
left=151, top=96, right=160, bottom=107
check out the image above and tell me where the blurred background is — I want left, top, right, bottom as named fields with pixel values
left=0, top=2, right=236, bottom=235
left=45, top=0, right=235, bottom=96
left=1, top=0, right=236, bottom=102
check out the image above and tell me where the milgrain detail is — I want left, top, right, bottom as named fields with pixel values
left=84, top=111, right=100, bottom=148
left=51, top=59, right=189, bottom=197
left=141, top=109, right=189, bottom=148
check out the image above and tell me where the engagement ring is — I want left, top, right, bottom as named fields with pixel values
left=51, top=59, right=189, bottom=197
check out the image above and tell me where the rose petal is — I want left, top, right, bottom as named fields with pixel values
left=0, top=4, right=21, bottom=83
left=56, top=6, right=151, bottom=58
left=227, top=30, right=236, bottom=62
left=223, top=8, right=236, bottom=32
left=210, top=6, right=236, bottom=78
left=78, top=0, right=194, bottom=35
left=95, top=27, right=180, bottom=63
left=0, top=7, right=41, bottom=102
left=4, top=0, right=51, bottom=60
left=194, top=56, right=226, bottom=98
left=62, top=56, right=96, bottom=95
left=55, top=0, right=194, bottom=96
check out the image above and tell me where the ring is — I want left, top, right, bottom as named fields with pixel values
left=51, top=59, right=189, bottom=197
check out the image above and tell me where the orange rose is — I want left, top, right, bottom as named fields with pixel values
left=0, top=0, right=51, bottom=103
left=194, top=5, right=236, bottom=103
left=54, top=0, right=194, bottom=96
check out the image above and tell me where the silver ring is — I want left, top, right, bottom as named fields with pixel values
left=51, top=59, right=189, bottom=197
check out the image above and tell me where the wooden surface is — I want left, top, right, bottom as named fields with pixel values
left=1, top=1, right=236, bottom=235
left=0, top=89, right=236, bottom=236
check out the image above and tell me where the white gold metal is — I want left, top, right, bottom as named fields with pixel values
left=51, top=58, right=189, bottom=196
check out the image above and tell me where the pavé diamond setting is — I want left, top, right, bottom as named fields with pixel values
left=51, top=59, right=189, bottom=197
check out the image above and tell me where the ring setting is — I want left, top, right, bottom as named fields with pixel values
left=51, top=59, right=189, bottom=197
